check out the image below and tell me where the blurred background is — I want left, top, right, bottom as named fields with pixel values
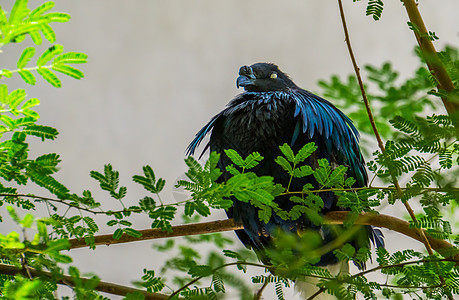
left=1, top=0, right=458, bottom=298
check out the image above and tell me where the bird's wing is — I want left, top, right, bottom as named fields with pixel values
left=186, top=112, right=225, bottom=158
left=291, top=89, right=367, bottom=187
left=292, top=89, right=385, bottom=251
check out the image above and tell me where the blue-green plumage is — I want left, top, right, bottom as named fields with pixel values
left=187, top=63, right=383, bottom=268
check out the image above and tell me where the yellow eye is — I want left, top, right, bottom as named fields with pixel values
left=270, top=72, right=277, bottom=79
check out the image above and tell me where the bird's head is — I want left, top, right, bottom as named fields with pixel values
left=236, top=63, right=297, bottom=92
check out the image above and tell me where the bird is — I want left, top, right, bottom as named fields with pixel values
left=186, top=63, right=384, bottom=298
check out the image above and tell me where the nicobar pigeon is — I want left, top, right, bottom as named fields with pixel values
left=186, top=63, right=384, bottom=299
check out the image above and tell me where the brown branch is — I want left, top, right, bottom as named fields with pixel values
left=326, top=212, right=457, bottom=260
left=0, top=263, right=169, bottom=300
left=68, top=213, right=458, bottom=261
left=69, top=219, right=242, bottom=249
left=306, top=287, right=326, bottom=300
left=253, top=278, right=270, bottom=300
left=401, top=0, right=458, bottom=118
left=336, top=0, right=436, bottom=260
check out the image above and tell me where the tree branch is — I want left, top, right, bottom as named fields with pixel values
left=69, top=219, right=241, bottom=249
left=68, top=213, right=458, bottom=261
left=401, top=0, right=458, bottom=118
left=336, top=0, right=436, bottom=261
left=0, top=263, right=169, bottom=300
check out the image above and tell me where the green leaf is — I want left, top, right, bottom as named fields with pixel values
left=143, top=165, right=156, bottom=182
left=37, top=44, right=64, bottom=66
left=51, top=64, right=84, bottom=79
left=29, top=30, right=42, bottom=45
left=212, top=272, right=225, bottom=293
left=195, top=201, right=211, bottom=216
left=113, top=186, right=127, bottom=199
left=258, top=205, right=272, bottom=223
left=22, top=108, right=40, bottom=119
left=222, top=249, right=242, bottom=259
left=21, top=98, right=40, bottom=110
left=20, top=214, right=34, bottom=228
left=106, top=220, right=118, bottom=226
left=8, top=89, right=26, bottom=109
left=224, top=149, right=244, bottom=168
left=184, top=201, right=195, bottom=216
left=133, top=165, right=164, bottom=195
left=23, top=124, right=58, bottom=140
left=275, top=156, right=292, bottom=173
left=155, top=178, right=165, bottom=193
left=439, top=149, right=453, bottom=169
left=366, top=0, right=384, bottom=21
left=125, top=292, right=146, bottom=300
left=18, top=70, right=36, bottom=85
left=40, top=23, right=56, bottom=43
left=29, top=173, right=69, bottom=197
left=344, top=177, right=356, bottom=187
left=17, top=47, right=36, bottom=68
left=328, top=165, right=348, bottom=186
left=30, top=2, right=55, bottom=17
left=119, top=220, right=132, bottom=226
left=8, top=0, right=28, bottom=25
left=279, top=143, right=295, bottom=162
left=275, top=281, right=285, bottom=300
left=124, top=228, right=142, bottom=238
left=46, top=239, right=71, bottom=252
left=113, top=228, right=123, bottom=240
left=243, top=152, right=264, bottom=169
left=188, top=265, right=213, bottom=278
left=83, top=216, right=99, bottom=233
left=45, top=12, right=71, bottom=23
left=247, top=189, right=274, bottom=205
left=51, top=253, right=72, bottom=263
left=34, top=153, right=60, bottom=173
left=226, top=165, right=240, bottom=175
left=1, top=69, right=13, bottom=78
left=294, top=142, right=317, bottom=164
left=37, top=68, right=61, bottom=87
left=313, top=159, right=331, bottom=186
left=2, top=114, right=16, bottom=128
left=53, top=52, right=88, bottom=64
left=333, top=243, right=356, bottom=262
left=0, top=6, right=6, bottom=25
left=139, top=196, right=156, bottom=211
left=0, top=85, right=8, bottom=103
left=292, top=165, right=313, bottom=178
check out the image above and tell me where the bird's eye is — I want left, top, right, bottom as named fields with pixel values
left=270, top=72, right=277, bottom=79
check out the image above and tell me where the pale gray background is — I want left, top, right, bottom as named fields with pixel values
left=1, top=0, right=458, bottom=299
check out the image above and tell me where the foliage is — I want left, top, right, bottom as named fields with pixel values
left=0, top=0, right=458, bottom=300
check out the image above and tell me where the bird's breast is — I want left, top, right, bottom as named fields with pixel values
left=222, top=95, right=296, bottom=154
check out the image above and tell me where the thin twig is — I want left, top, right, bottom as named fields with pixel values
left=3, top=185, right=457, bottom=217
left=253, top=276, right=270, bottom=300
left=336, top=1, right=455, bottom=298
left=0, top=263, right=169, bottom=300
left=336, top=0, right=435, bottom=258
left=306, top=287, right=326, bottom=300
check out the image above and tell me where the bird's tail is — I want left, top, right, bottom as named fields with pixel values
left=294, top=261, right=349, bottom=300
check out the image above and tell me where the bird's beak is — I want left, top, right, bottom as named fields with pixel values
left=236, top=74, right=256, bottom=89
